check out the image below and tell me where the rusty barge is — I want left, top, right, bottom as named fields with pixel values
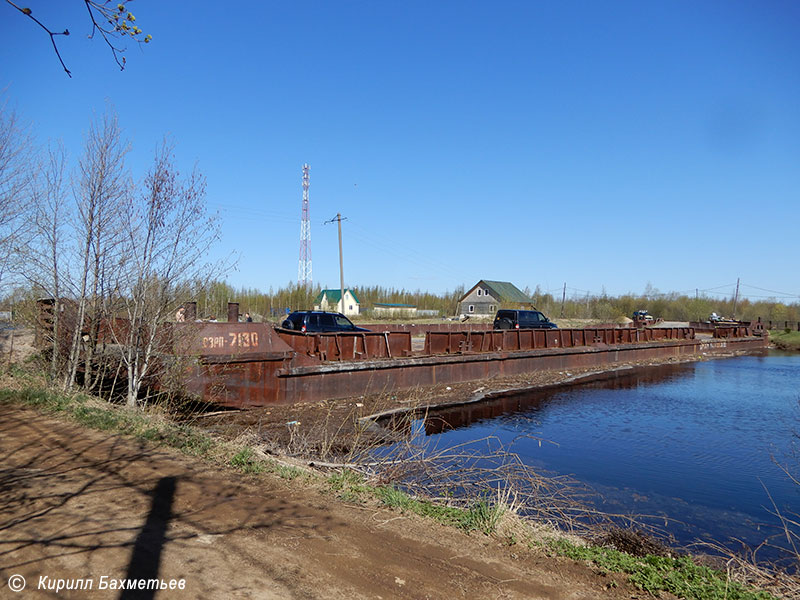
left=180, top=304, right=768, bottom=408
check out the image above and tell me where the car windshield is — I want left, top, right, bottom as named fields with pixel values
left=334, top=315, right=354, bottom=329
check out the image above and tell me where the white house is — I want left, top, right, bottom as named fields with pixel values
left=314, top=288, right=361, bottom=317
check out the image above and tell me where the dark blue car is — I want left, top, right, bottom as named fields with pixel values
left=493, top=309, right=558, bottom=330
left=281, top=311, right=369, bottom=333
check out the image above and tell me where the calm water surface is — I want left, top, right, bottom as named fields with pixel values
left=421, top=352, right=800, bottom=556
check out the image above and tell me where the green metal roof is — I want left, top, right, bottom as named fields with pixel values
left=315, top=289, right=361, bottom=304
left=476, top=280, right=532, bottom=303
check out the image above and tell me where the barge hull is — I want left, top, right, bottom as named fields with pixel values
left=189, top=334, right=766, bottom=408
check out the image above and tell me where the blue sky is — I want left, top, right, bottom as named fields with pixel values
left=2, top=1, right=799, bottom=303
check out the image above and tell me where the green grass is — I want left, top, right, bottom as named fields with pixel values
left=769, top=329, right=800, bottom=351
left=230, top=447, right=265, bottom=474
left=274, top=463, right=307, bottom=481
left=0, top=383, right=311, bottom=481
left=0, top=386, right=217, bottom=460
left=375, top=485, right=505, bottom=534
left=328, top=473, right=505, bottom=534
left=547, top=539, right=777, bottom=600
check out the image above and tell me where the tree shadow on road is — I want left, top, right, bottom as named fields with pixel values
left=0, top=409, right=343, bottom=590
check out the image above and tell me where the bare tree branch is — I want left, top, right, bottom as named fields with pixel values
left=5, top=0, right=73, bottom=76
left=5, top=0, right=151, bottom=76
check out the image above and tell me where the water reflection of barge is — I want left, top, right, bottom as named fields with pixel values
left=181, top=304, right=767, bottom=408
left=415, top=363, right=693, bottom=435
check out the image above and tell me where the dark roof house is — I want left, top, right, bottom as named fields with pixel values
left=456, top=280, right=533, bottom=316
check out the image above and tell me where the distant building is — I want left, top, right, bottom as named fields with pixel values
left=373, top=303, right=417, bottom=318
left=456, top=280, right=534, bottom=317
left=314, top=288, right=361, bottom=316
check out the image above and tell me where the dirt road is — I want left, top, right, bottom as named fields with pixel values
left=0, top=407, right=651, bottom=599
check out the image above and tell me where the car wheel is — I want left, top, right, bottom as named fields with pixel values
left=496, top=318, right=513, bottom=330
left=281, top=319, right=293, bottom=329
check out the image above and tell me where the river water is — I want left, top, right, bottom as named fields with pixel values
left=417, top=351, right=800, bottom=561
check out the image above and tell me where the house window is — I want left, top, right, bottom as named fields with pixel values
left=490, top=305, right=495, bottom=312
left=477, top=289, right=482, bottom=296
left=468, top=305, right=474, bottom=313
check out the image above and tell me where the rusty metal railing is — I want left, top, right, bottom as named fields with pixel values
left=276, top=330, right=412, bottom=361
left=360, top=323, right=492, bottom=334
left=423, top=327, right=696, bottom=355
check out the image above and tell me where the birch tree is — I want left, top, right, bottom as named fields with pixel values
left=117, top=140, right=219, bottom=407
left=65, top=109, right=129, bottom=391
left=25, top=143, right=70, bottom=380
left=0, top=101, right=33, bottom=298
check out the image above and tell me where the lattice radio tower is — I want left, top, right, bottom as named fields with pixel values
left=298, top=163, right=312, bottom=286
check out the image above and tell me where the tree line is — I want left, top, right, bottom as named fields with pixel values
left=186, top=281, right=798, bottom=325
left=526, top=287, right=798, bottom=324
left=190, top=283, right=468, bottom=322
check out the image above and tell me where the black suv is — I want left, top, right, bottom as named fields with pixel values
left=280, top=311, right=370, bottom=333
left=493, top=309, right=558, bottom=330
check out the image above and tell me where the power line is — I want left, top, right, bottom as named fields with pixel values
left=739, top=283, right=799, bottom=297
left=207, top=201, right=295, bottom=223
left=699, top=283, right=738, bottom=292
left=345, top=221, right=473, bottom=284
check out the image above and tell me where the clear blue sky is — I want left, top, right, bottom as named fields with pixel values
left=2, top=1, right=798, bottom=303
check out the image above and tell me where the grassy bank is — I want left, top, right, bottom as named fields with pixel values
left=769, top=329, right=800, bottom=351
left=0, top=367, right=788, bottom=600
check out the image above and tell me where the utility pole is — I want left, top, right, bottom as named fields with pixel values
left=337, top=213, right=345, bottom=313
left=560, top=282, right=566, bottom=317
left=732, top=277, right=740, bottom=318
left=324, top=213, right=348, bottom=314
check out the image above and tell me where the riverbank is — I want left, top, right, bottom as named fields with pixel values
left=1, top=405, right=630, bottom=600
left=0, top=385, right=788, bottom=599
left=769, top=330, right=800, bottom=352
